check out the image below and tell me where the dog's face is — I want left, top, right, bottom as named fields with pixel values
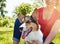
left=26, top=22, right=38, bottom=31
left=19, top=20, right=38, bottom=39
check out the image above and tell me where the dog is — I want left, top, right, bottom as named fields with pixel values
left=19, top=8, right=43, bottom=44
left=19, top=18, right=43, bottom=44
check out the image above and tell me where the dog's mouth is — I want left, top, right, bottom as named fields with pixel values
left=22, top=27, right=32, bottom=39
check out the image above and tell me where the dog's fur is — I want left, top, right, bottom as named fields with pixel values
left=19, top=20, right=43, bottom=44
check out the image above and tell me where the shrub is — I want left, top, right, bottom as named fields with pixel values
left=2, top=19, right=9, bottom=26
left=0, top=16, right=14, bottom=27
left=0, top=21, right=3, bottom=27
left=8, top=23, right=14, bottom=28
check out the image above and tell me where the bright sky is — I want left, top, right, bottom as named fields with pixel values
left=5, top=0, right=34, bottom=17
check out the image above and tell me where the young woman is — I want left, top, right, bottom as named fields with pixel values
left=38, top=0, right=60, bottom=44
left=13, top=13, right=25, bottom=44
left=27, top=0, right=60, bottom=44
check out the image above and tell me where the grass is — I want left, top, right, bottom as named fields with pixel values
left=0, top=27, right=60, bottom=44
left=53, top=29, right=60, bottom=44
left=0, top=27, right=13, bottom=44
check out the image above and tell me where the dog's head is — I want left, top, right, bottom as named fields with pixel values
left=19, top=19, right=38, bottom=39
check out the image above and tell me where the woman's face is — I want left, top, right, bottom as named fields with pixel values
left=56, top=0, right=60, bottom=5
left=18, top=14, right=25, bottom=23
left=58, top=0, right=60, bottom=4
left=45, top=0, right=57, bottom=7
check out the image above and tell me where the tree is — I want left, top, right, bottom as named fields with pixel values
left=15, top=3, right=33, bottom=16
left=0, top=0, right=7, bottom=17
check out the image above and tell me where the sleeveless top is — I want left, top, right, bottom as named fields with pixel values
left=38, top=8, right=60, bottom=38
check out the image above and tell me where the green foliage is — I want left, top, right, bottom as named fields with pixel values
left=0, top=27, right=13, bottom=44
left=15, top=3, right=33, bottom=16
left=0, top=16, right=14, bottom=27
left=0, top=19, right=9, bottom=27
left=0, top=21, right=3, bottom=27
left=0, top=15, right=2, bottom=18
left=0, top=0, right=6, bottom=2
left=0, top=0, right=7, bottom=17
left=8, top=23, right=14, bottom=28
left=2, top=19, right=9, bottom=26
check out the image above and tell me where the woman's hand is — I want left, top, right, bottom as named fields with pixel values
left=26, top=40, right=42, bottom=44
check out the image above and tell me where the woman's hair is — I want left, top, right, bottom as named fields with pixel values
left=34, top=8, right=37, bottom=11
left=17, top=13, right=26, bottom=16
left=33, top=8, right=38, bottom=14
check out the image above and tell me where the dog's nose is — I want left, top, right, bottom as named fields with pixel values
left=19, top=27, right=23, bottom=32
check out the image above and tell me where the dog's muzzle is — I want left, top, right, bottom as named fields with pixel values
left=22, top=27, right=33, bottom=39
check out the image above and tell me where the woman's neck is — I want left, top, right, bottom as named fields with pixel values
left=45, top=6, right=54, bottom=11
left=43, top=6, right=55, bottom=20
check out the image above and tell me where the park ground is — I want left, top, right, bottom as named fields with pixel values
left=0, top=27, right=60, bottom=44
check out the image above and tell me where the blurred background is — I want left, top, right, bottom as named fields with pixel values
left=0, top=0, right=60, bottom=44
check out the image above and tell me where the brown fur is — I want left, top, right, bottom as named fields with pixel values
left=26, top=22, right=38, bottom=31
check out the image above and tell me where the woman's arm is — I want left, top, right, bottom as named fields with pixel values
left=44, top=19, right=60, bottom=44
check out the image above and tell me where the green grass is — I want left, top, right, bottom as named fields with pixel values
left=0, top=27, right=60, bottom=44
left=0, top=27, right=25, bottom=44
left=53, top=29, right=60, bottom=44
left=0, top=27, right=13, bottom=44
